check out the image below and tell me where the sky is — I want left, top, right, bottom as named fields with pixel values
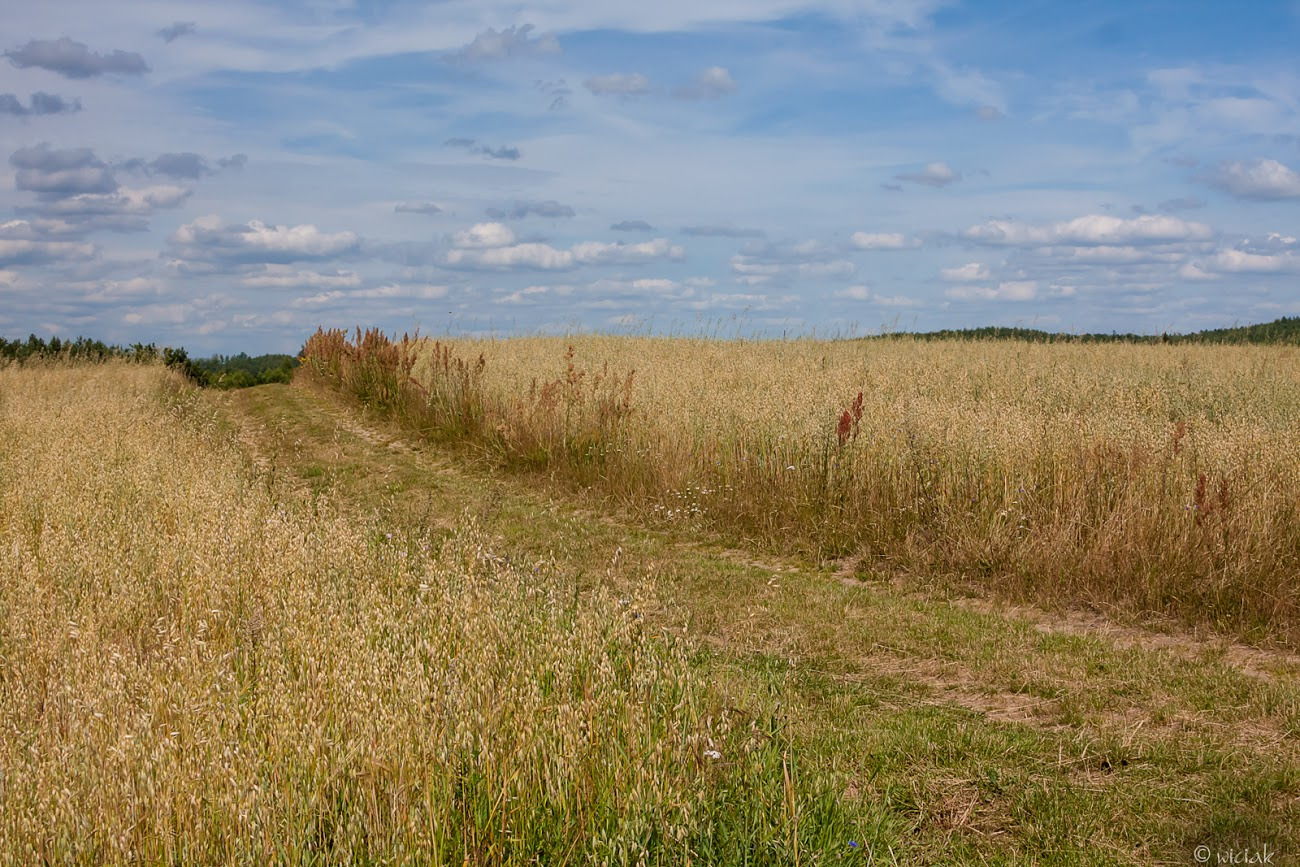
left=3, top=0, right=1300, bottom=354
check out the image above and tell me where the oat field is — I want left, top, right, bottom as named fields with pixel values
left=0, top=362, right=853, bottom=864
left=307, top=329, right=1300, bottom=647
left=6, top=345, right=1299, bottom=865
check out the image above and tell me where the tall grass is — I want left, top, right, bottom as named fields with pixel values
left=302, top=328, right=1300, bottom=646
left=0, top=361, right=859, bottom=864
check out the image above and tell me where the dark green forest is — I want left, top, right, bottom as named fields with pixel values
left=879, top=316, right=1300, bottom=345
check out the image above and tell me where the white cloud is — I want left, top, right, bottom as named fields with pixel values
left=940, top=262, right=990, bottom=281
left=850, top=232, right=919, bottom=250
left=945, top=280, right=1038, bottom=301
left=0, top=238, right=96, bottom=265
left=452, top=222, right=516, bottom=249
left=732, top=256, right=854, bottom=282
left=963, top=214, right=1213, bottom=246
left=495, top=285, right=550, bottom=304
left=1048, top=246, right=1187, bottom=264
left=1205, top=249, right=1300, bottom=274
left=631, top=278, right=677, bottom=291
left=169, top=216, right=360, bottom=263
left=837, top=285, right=921, bottom=306
left=1178, top=263, right=1214, bottom=281
left=571, top=238, right=684, bottom=264
left=895, top=162, right=960, bottom=188
left=1207, top=159, right=1300, bottom=200
left=447, top=242, right=573, bottom=270
left=446, top=227, right=682, bottom=270
left=351, top=284, right=448, bottom=299
left=797, top=260, right=855, bottom=277
left=290, top=283, right=449, bottom=306
left=237, top=221, right=359, bottom=256
left=674, top=66, right=737, bottom=100
left=34, top=185, right=191, bottom=218
left=241, top=266, right=362, bottom=289
left=290, top=291, right=346, bottom=307
left=446, top=24, right=559, bottom=64
left=75, top=277, right=166, bottom=301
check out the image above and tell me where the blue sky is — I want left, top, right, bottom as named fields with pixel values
left=3, top=0, right=1299, bottom=353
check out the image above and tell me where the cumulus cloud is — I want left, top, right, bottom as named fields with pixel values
left=940, top=262, right=990, bottom=281
left=240, top=266, right=363, bottom=289
left=444, top=138, right=521, bottom=160
left=452, top=222, right=516, bottom=249
left=836, top=285, right=921, bottom=306
left=495, top=285, right=551, bottom=304
left=31, top=185, right=191, bottom=218
left=631, top=278, right=677, bottom=292
left=445, top=222, right=681, bottom=270
left=685, top=291, right=794, bottom=312
left=395, top=201, right=442, bottom=215
left=288, top=282, right=448, bottom=309
left=1045, top=245, right=1185, bottom=265
left=157, top=22, right=196, bottom=42
left=0, top=92, right=81, bottom=116
left=169, top=216, right=361, bottom=264
left=486, top=200, right=575, bottom=220
left=850, top=232, right=919, bottom=250
left=610, top=220, right=654, bottom=232
left=682, top=225, right=765, bottom=239
left=1206, top=249, right=1300, bottom=273
left=10, top=143, right=115, bottom=195
left=446, top=222, right=566, bottom=269
left=1185, top=235, right=1300, bottom=277
left=0, top=227, right=96, bottom=265
left=446, top=24, right=559, bottom=64
left=447, top=242, right=572, bottom=270
left=571, top=238, right=684, bottom=265
left=727, top=240, right=858, bottom=286
left=673, top=67, right=737, bottom=100
left=1205, top=158, right=1300, bottom=200
left=945, top=280, right=1038, bottom=301
left=351, top=283, right=448, bottom=300
left=5, top=38, right=149, bottom=79
left=963, top=214, right=1213, bottom=246
left=895, top=162, right=961, bottom=188
left=584, top=73, right=651, bottom=96
left=732, top=255, right=855, bottom=284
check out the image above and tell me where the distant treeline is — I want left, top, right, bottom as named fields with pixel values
left=191, top=353, right=298, bottom=388
left=879, top=316, right=1300, bottom=346
left=0, top=334, right=297, bottom=389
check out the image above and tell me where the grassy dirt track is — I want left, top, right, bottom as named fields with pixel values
left=218, top=375, right=1300, bottom=865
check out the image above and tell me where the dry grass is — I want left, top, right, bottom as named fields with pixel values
left=0, top=362, right=856, bottom=864
left=302, top=329, right=1300, bottom=646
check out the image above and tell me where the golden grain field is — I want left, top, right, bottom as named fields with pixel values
left=373, top=333, right=1300, bottom=643
left=0, top=361, right=839, bottom=864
